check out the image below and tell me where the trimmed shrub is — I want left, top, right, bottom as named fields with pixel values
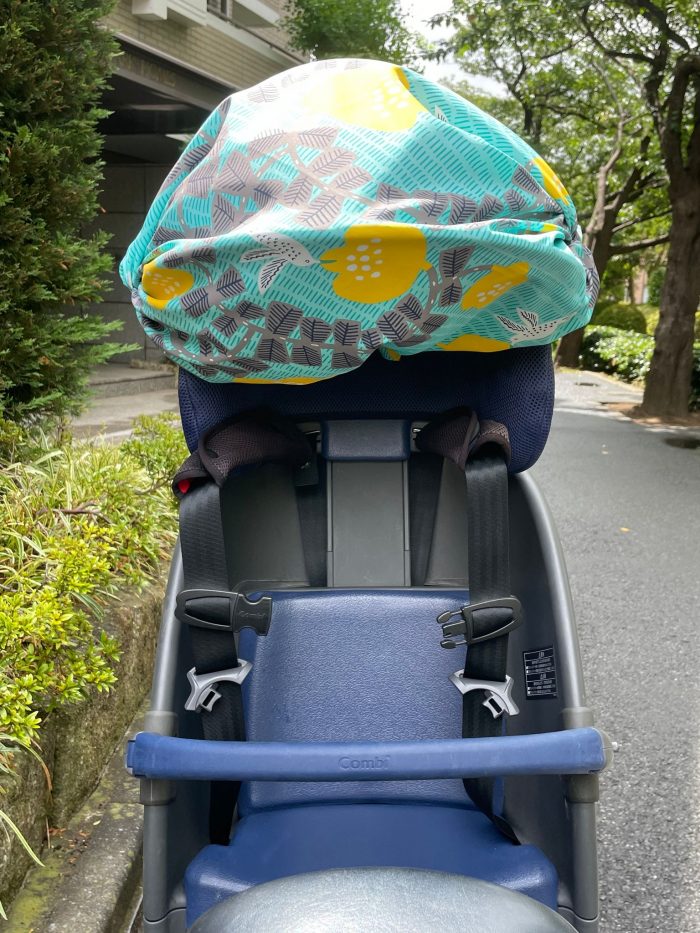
left=582, top=325, right=700, bottom=409
left=0, top=416, right=186, bottom=765
left=581, top=326, right=653, bottom=382
left=0, top=1, right=124, bottom=423
left=590, top=301, right=648, bottom=334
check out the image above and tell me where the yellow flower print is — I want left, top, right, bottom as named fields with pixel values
left=437, top=333, right=510, bottom=353
left=232, top=376, right=322, bottom=385
left=532, top=157, right=570, bottom=202
left=142, top=262, right=195, bottom=310
left=517, top=222, right=560, bottom=236
left=461, top=262, right=529, bottom=311
left=304, top=63, right=426, bottom=133
left=320, top=223, right=430, bottom=304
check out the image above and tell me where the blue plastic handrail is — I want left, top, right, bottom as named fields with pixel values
left=127, top=727, right=607, bottom=782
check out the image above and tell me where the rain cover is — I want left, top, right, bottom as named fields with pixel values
left=120, top=59, right=598, bottom=384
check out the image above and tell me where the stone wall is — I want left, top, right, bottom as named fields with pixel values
left=0, top=583, right=164, bottom=907
left=96, top=164, right=170, bottom=363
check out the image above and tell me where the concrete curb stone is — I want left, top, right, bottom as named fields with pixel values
left=6, top=716, right=144, bottom=933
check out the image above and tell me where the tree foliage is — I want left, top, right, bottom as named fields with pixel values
left=284, top=0, right=421, bottom=67
left=441, top=1, right=700, bottom=414
left=0, top=1, right=123, bottom=424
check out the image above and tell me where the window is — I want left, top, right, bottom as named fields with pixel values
left=207, top=0, right=230, bottom=19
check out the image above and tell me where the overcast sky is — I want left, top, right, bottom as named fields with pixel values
left=402, top=0, right=506, bottom=95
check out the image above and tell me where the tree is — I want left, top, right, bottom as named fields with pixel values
left=443, top=1, right=700, bottom=413
left=284, top=0, right=421, bottom=66
left=572, top=1, right=700, bottom=415
left=0, top=1, right=122, bottom=425
left=437, top=1, right=670, bottom=367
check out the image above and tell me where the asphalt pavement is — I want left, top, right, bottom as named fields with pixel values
left=535, top=375, right=700, bottom=932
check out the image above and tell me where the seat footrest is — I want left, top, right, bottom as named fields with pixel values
left=184, top=803, right=560, bottom=926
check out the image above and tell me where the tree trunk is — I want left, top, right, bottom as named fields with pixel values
left=641, top=196, right=700, bottom=416
left=555, top=226, right=615, bottom=367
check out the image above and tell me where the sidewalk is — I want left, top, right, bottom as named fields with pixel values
left=554, top=369, right=642, bottom=414
left=72, top=366, right=178, bottom=440
left=72, top=366, right=649, bottom=442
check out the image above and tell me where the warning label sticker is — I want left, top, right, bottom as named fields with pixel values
left=523, top=646, right=558, bottom=699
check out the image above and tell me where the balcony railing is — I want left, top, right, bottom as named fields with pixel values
left=132, top=0, right=208, bottom=26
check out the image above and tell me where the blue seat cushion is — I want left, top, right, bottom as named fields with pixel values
left=185, top=802, right=559, bottom=926
left=237, top=589, right=476, bottom=813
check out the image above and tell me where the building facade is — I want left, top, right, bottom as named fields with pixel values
left=98, top=0, right=304, bottom=360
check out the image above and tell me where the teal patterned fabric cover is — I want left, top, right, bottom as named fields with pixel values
left=120, top=59, right=598, bottom=385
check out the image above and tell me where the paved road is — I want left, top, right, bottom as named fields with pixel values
left=533, top=380, right=700, bottom=932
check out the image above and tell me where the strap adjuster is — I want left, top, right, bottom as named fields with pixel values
left=175, top=589, right=272, bottom=637
left=450, top=671, right=520, bottom=718
left=185, top=662, right=252, bottom=713
left=437, top=597, right=522, bottom=649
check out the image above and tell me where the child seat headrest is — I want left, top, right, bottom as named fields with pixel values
left=178, top=346, right=554, bottom=474
left=120, top=59, right=597, bottom=388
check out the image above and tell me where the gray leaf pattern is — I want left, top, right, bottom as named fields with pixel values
left=249, top=131, right=285, bottom=157
left=292, top=345, right=322, bottom=367
left=309, top=148, right=356, bottom=176
left=248, top=84, right=281, bottom=104
left=334, top=166, right=373, bottom=192
left=377, top=311, right=410, bottom=342
left=216, top=268, right=245, bottom=298
left=332, top=351, right=362, bottom=369
left=181, top=288, right=209, bottom=318
left=267, top=302, right=303, bottom=337
left=472, top=195, right=504, bottom=223
left=395, top=295, right=423, bottom=321
left=256, top=337, right=289, bottom=363
left=282, top=176, right=313, bottom=207
left=334, top=319, right=361, bottom=346
left=301, top=317, right=332, bottom=344
left=440, top=282, right=463, bottom=307
left=211, top=194, right=241, bottom=235
left=415, top=190, right=449, bottom=219
left=237, top=300, right=266, bottom=320
left=297, top=127, right=338, bottom=148
left=439, top=247, right=473, bottom=278
left=298, top=194, right=343, bottom=227
left=361, top=328, right=383, bottom=350
left=449, top=195, right=478, bottom=224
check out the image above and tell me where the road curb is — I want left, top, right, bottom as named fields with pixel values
left=6, top=717, right=143, bottom=933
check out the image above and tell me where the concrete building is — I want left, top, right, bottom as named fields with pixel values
left=98, top=0, right=303, bottom=361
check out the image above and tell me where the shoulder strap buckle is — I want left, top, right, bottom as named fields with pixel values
left=437, top=597, right=522, bottom=649
left=175, top=588, right=272, bottom=637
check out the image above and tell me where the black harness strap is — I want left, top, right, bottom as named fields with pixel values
left=180, top=484, right=244, bottom=845
left=418, top=410, right=519, bottom=838
left=462, top=452, right=516, bottom=836
left=176, top=412, right=312, bottom=845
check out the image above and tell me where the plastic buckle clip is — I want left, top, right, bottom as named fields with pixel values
left=437, top=597, right=522, bottom=649
left=450, top=671, right=520, bottom=719
left=175, top=589, right=272, bottom=637
left=185, top=662, right=252, bottom=713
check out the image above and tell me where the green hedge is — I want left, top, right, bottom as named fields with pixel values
left=590, top=301, right=648, bottom=334
left=0, top=416, right=186, bottom=764
left=0, top=1, right=124, bottom=423
left=581, top=325, right=700, bottom=408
